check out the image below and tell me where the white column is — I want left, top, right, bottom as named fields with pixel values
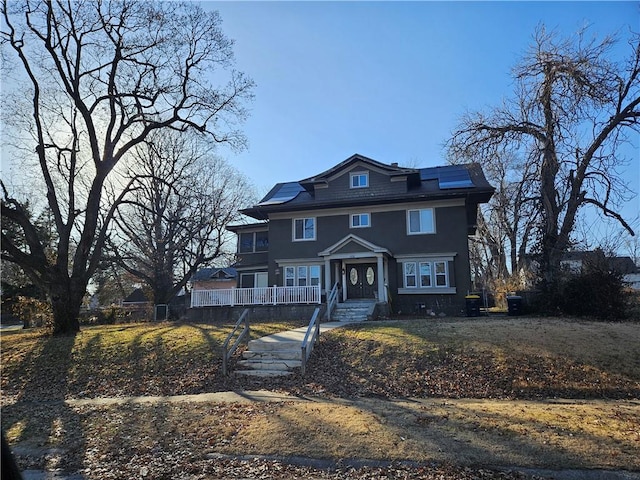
left=342, top=261, right=348, bottom=302
left=377, top=255, right=385, bottom=301
left=324, top=257, right=331, bottom=294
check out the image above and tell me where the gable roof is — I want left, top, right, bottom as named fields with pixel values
left=123, top=288, right=149, bottom=304
left=299, top=153, right=415, bottom=185
left=243, top=154, right=494, bottom=220
left=191, top=267, right=237, bottom=282
left=318, top=234, right=392, bottom=257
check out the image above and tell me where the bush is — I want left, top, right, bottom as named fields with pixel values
left=560, top=269, right=628, bottom=319
left=534, top=252, right=631, bottom=320
left=11, top=296, right=53, bottom=329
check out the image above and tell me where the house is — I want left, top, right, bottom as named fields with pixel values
left=226, top=154, right=494, bottom=315
left=560, top=251, right=640, bottom=290
left=121, top=287, right=149, bottom=306
left=190, top=267, right=238, bottom=291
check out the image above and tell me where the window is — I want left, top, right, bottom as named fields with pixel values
left=241, top=272, right=268, bottom=288
left=283, top=265, right=321, bottom=287
left=419, top=262, right=432, bottom=287
left=435, top=261, right=447, bottom=286
left=404, top=262, right=417, bottom=287
left=408, top=208, right=435, bottom=234
left=309, top=265, right=321, bottom=286
left=239, top=233, right=254, bottom=253
left=293, top=217, right=315, bottom=241
left=403, top=260, right=449, bottom=288
left=350, top=171, right=368, bottom=188
left=297, top=266, right=308, bottom=286
left=240, top=273, right=254, bottom=288
left=255, top=231, right=269, bottom=251
left=238, top=231, right=268, bottom=253
left=350, top=213, right=370, bottom=228
left=285, top=266, right=295, bottom=287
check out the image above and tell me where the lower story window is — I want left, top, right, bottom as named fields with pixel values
left=285, top=265, right=321, bottom=287
left=240, top=272, right=268, bottom=288
left=403, top=260, right=448, bottom=288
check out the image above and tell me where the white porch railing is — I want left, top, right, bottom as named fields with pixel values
left=190, top=285, right=321, bottom=308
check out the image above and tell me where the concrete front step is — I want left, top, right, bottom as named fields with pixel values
left=330, top=301, right=376, bottom=322
left=237, top=359, right=302, bottom=370
left=234, top=369, right=293, bottom=377
left=242, top=349, right=301, bottom=361
left=247, top=339, right=301, bottom=351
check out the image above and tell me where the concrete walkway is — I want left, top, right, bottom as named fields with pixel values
left=248, top=321, right=346, bottom=344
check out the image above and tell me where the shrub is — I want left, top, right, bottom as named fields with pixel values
left=532, top=251, right=633, bottom=320
left=560, top=269, right=628, bottom=319
left=11, top=296, right=53, bottom=329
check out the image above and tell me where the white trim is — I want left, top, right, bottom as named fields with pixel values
left=268, top=198, right=464, bottom=220
left=318, top=233, right=391, bottom=257
left=395, top=253, right=457, bottom=260
left=275, top=258, right=323, bottom=266
left=233, top=265, right=268, bottom=272
left=398, top=287, right=457, bottom=295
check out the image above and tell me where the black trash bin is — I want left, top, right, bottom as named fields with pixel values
left=465, top=295, right=480, bottom=317
left=507, top=295, right=523, bottom=316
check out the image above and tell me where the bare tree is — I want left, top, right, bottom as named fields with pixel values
left=448, top=26, right=639, bottom=287
left=0, top=1, right=254, bottom=334
left=108, top=130, right=255, bottom=307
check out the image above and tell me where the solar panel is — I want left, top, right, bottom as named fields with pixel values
left=419, top=168, right=439, bottom=181
left=257, top=182, right=304, bottom=206
left=438, top=167, right=474, bottom=189
left=420, top=166, right=474, bottom=188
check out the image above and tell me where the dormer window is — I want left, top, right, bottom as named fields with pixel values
left=350, top=171, right=368, bottom=188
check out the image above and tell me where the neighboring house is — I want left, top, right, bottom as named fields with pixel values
left=227, top=154, right=494, bottom=315
left=190, top=267, right=238, bottom=291
left=122, top=287, right=149, bottom=305
left=560, top=251, right=640, bottom=290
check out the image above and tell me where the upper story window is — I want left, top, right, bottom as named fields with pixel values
left=350, top=171, right=369, bottom=188
left=293, top=217, right=316, bottom=241
left=239, top=231, right=268, bottom=253
left=350, top=213, right=370, bottom=228
left=407, top=208, right=435, bottom=234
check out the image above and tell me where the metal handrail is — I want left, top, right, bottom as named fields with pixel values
left=222, top=309, right=250, bottom=376
left=300, top=307, right=321, bottom=376
left=325, top=281, right=339, bottom=320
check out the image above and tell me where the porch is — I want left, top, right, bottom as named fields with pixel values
left=190, top=285, right=322, bottom=308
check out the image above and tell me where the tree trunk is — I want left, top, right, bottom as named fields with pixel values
left=48, top=278, right=83, bottom=335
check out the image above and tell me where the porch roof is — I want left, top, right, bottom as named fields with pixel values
left=318, top=234, right=391, bottom=257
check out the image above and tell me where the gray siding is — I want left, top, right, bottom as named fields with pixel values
left=266, top=204, right=472, bottom=303
left=313, top=168, right=407, bottom=203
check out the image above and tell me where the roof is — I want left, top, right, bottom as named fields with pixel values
left=191, top=267, right=237, bottom=282
left=243, top=154, right=494, bottom=220
left=123, top=288, right=149, bottom=304
left=561, top=251, right=639, bottom=274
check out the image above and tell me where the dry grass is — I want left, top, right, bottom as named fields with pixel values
left=1, top=316, right=639, bottom=478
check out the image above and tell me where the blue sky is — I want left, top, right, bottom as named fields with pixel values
left=207, top=1, right=639, bottom=243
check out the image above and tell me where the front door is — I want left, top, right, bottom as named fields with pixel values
left=346, top=263, right=377, bottom=299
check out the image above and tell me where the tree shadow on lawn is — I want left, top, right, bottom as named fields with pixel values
left=68, top=323, right=243, bottom=397
left=1, top=332, right=86, bottom=475
left=286, top=328, right=640, bottom=401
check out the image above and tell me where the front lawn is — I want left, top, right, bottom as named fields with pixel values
left=1, top=317, right=639, bottom=479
